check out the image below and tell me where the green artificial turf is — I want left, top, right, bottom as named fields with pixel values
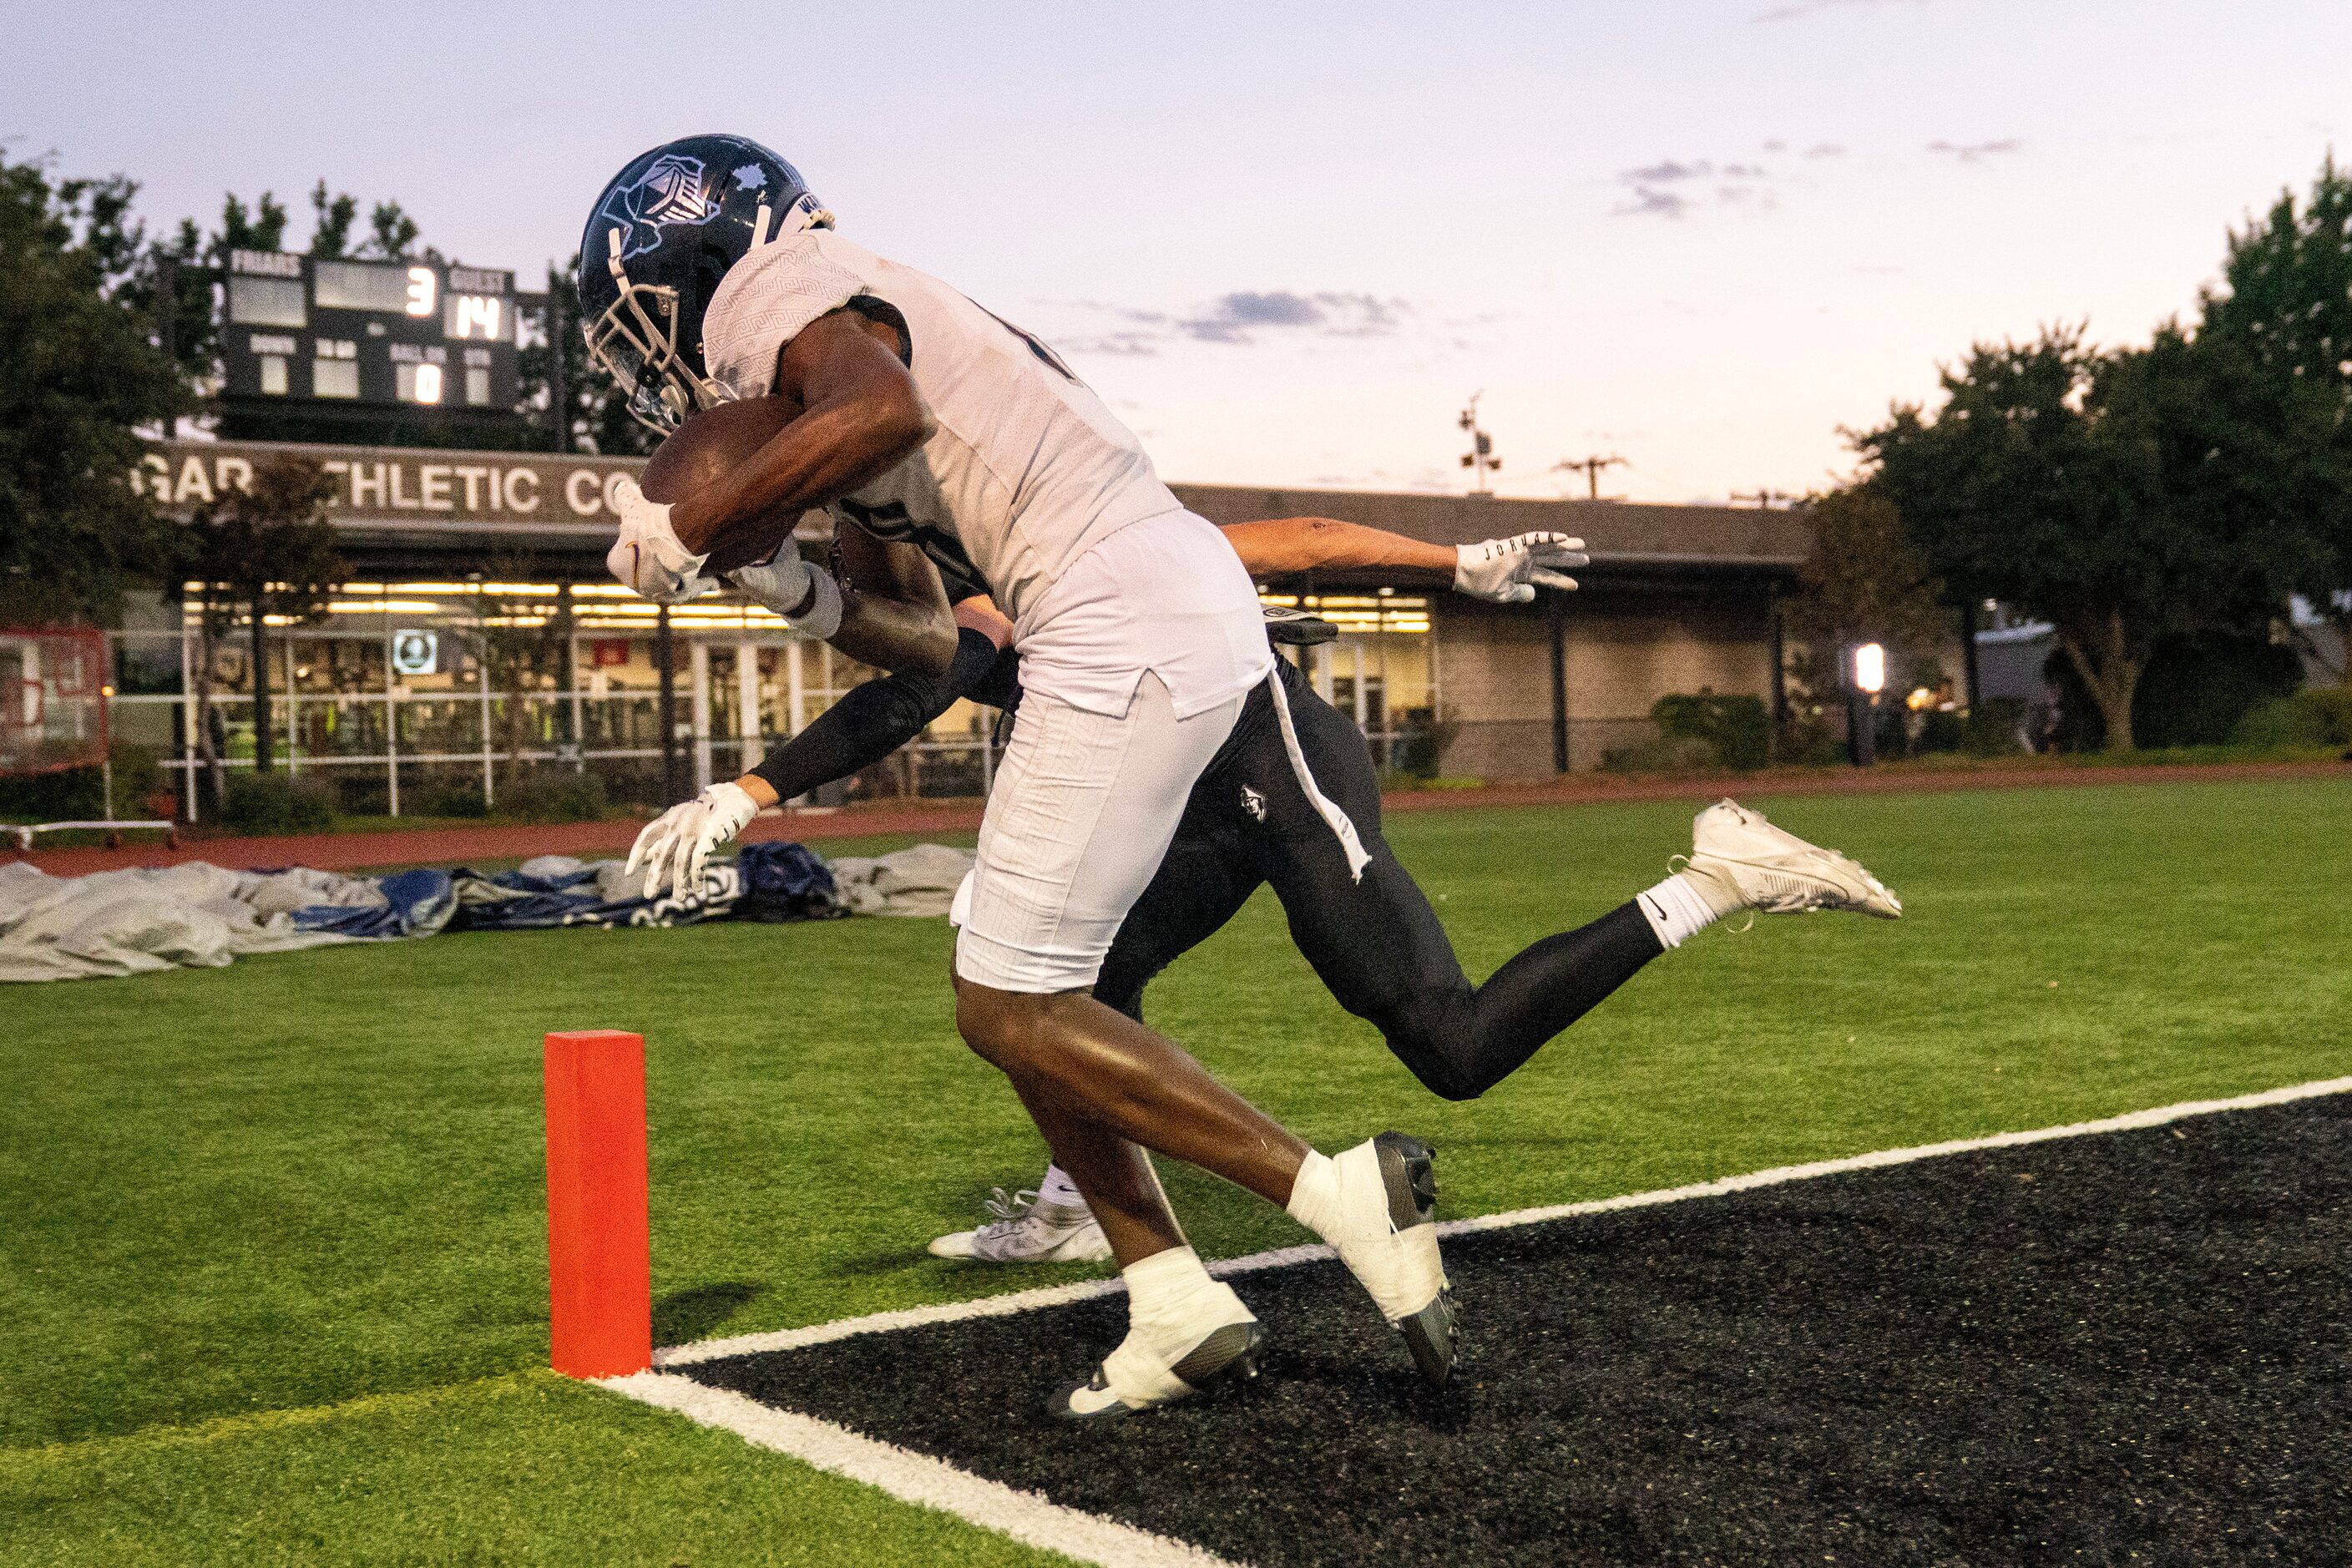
left=3, top=777, right=2347, bottom=1563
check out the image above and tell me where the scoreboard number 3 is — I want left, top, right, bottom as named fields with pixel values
left=405, top=266, right=438, bottom=318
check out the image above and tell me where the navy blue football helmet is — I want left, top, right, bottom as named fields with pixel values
left=577, top=134, right=832, bottom=432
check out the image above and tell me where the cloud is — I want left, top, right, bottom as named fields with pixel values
left=1176, top=290, right=1402, bottom=343
left=1613, top=156, right=1773, bottom=219
left=1613, top=185, right=1694, bottom=219
left=1927, top=138, right=2024, bottom=163
left=1624, top=158, right=1714, bottom=185
left=1803, top=142, right=1847, bottom=159
left=1060, top=291, right=1407, bottom=354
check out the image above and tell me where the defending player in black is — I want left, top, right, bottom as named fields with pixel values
left=628, top=514, right=1903, bottom=1267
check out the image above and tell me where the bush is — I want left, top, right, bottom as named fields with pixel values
left=1961, top=698, right=2028, bottom=757
left=494, top=769, right=609, bottom=823
left=1917, top=709, right=1966, bottom=754
left=1600, top=735, right=1719, bottom=775
left=1651, top=690, right=1770, bottom=771
left=0, top=765, right=104, bottom=822
left=2230, top=688, right=2352, bottom=750
left=2302, top=685, right=2352, bottom=745
left=0, top=744, right=173, bottom=822
left=218, top=772, right=335, bottom=836
left=413, top=781, right=489, bottom=819
left=1393, top=708, right=1448, bottom=779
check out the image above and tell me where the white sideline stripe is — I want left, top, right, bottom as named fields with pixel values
left=601, top=1371, right=1242, bottom=1568
left=659, top=1277, right=1127, bottom=1367
left=1434, top=1072, right=2352, bottom=1236
left=658, top=1074, right=2352, bottom=1368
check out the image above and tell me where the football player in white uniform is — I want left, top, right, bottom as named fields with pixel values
left=580, top=135, right=1469, bottom=1414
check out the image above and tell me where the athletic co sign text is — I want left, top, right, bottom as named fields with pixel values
left=134, top=440, right=651, bottom=522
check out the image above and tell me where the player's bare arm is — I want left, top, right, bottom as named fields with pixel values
left=668, top=310, right=933, bottom=563
left=1220, top=518, right=1586, bottom=600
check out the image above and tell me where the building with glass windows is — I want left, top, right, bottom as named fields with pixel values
left=117, top=440, right=1809, bottom=818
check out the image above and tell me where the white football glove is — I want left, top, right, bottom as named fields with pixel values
left=624, top=781, right=761, bottom=900
left=1453, top=531, right=1589, bottom=603
left=604, top=476, right=716, bottom=604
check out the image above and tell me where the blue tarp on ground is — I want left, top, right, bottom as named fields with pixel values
left=288, top=867, right=458, bottom=938
left=447, top=855, right=750, bottom=930
left=3, top=842, right=958, bottom=980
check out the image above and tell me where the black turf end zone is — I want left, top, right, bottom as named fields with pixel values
left=687, top=1098, right=2352, bottom=1565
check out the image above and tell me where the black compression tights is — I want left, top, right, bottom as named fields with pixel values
left=1093, top=680, right=1667, bottom=1101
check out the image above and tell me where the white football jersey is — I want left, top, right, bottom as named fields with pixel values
left=701, top=232, right=1181, bottom=621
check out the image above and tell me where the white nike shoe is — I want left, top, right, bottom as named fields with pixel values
left=1684, top=798, right=1902, bottom=918
left=927, top=1189, right=1114, bottom=1264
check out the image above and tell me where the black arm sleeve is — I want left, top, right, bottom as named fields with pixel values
left=749, top=626, right=1001, bottom=802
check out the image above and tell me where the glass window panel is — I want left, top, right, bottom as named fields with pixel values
left=312, top=260, right=412, bottom=312
left=226, top=276, right=306, bottom=327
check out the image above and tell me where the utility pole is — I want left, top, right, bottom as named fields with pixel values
left=1552, top=453, right=1626, bottom=501
left=1731, top=488, right=1799, bottom=509
left=544, top=279, right=569, bottom=454
left=1458, top=394, right=1500, bottom=495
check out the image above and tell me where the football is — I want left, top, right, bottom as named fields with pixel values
left=640, top=394, right=806, bottom=574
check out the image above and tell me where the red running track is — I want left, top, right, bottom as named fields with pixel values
left=7, top=760, right=2341, bottom=878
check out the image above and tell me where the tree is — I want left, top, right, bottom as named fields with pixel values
left=0, top=154, right=190, bottom=625
left=307, top=181, right=358, bottom=258
left=522, top=255, right=659, bottom=457
left=1783, top=487, right=1949, bottom=660
left=178, top=458, right=346, bottom=792
left=1854, top=326, right=2268, bottom=751
left=2198, top=154, right=2352, bottom=679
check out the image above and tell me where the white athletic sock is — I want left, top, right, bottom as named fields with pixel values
left=1119, top=1246, right=1252, bottom=1366
left=1036, top=1163, right=1087, bottom=1211
left=1636, top=870, right=1737, bottom=950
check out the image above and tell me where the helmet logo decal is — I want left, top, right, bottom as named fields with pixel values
left=601, top=154, right=721, bottom=260
left=731, top=164, right=767, bottom=191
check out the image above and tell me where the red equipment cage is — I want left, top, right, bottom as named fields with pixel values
left=0, top=627, right=109, bottom=778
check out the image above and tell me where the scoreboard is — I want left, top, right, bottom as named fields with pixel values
left=220, top=249, right=522, bottom=417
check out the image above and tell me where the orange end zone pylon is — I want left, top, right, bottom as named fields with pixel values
left=543, top=1030, right=652, bottom=1378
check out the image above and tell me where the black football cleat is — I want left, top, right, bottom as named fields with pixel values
left=1049, top=1318, right=1267, bottom=1420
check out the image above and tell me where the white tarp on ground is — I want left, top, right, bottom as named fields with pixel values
left=0, top=862, right=370, bottom=983
left=0, top=841, right=973, bottom=982
left=826, top=842, right=975, bottom=918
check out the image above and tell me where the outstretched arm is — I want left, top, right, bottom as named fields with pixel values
left=1218, top=518, right=1458, bottom=579
left=625, top=600, right=1014, bottom=897
left=742, top=604, right=1011, bottom=807
left=1218, top=517, right=1586, bottom=603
